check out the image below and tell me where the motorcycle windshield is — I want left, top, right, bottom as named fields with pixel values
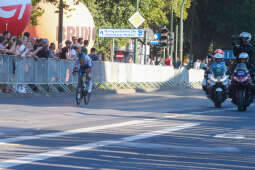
left=234, top=63, right=248, bottom=76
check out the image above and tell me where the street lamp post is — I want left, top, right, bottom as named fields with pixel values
left=58, top=0, right=64, bottom=45
left=170, top=0, right=174, bottom=58
left=179, top=0, right=187, bottom=66
left=134, top=0, right=139, bottom=64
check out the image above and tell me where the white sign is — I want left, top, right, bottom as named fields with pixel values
left=99, top=29, right=144, bottom=38
left=128, top=12, right=145, bottom=28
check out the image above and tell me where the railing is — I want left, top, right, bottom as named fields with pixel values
left=0, top=55, right=77, bottom=85
left=0, top=55, right=202, bottom=94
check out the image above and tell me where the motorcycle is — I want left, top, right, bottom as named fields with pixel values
left=230, top=63, right=253, bottom=111
left=206, top=65, right=230, bottom=108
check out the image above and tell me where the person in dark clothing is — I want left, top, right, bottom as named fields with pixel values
left=229, top=32, right=255, bottom=96
left=231, top=32, right=255, bottom=73
left=37, top=39, right=49, bottom=58
left=81, top=40, right=89, bottom=55
left=89, top=47, right=99, bottom=61
left=60, top=40, right=72, bottom=60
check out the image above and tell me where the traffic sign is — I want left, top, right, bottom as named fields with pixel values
left=149, top=33, right=161, bottom=45
left=99, top=29, right=144, bottom=38
left=115, top=52, right=124, bottom=61
left=223, top=50, right=235, bottom=60
left=128, top=12, right=145, bottom=28
left=0, top=0, right=32, bottom=34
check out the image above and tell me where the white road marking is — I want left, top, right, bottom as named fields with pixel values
left=190, top=108, right=234, bottom=114
left=0, top=123, right=199, bottom=169
left=0, top=120, right=145, bottom=145
left=214, top=133, right=245, bottom=139
left=117, top=142, right=240, bottom=153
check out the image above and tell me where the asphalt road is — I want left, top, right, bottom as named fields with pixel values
left=0, top=88, right=255, bottom=170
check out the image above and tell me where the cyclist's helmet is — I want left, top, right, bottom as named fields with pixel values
left=214, top=53, right=224, bottom=63
left=238, top=52, right=249, bottom=63
left=239, top=32, right=251, bottom=45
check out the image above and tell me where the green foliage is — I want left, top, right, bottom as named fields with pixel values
left=31, top=0, right=192, bottom=58
left=187, top=0, right=255, bottom=58
left=81, top=0, right=191, bottom=58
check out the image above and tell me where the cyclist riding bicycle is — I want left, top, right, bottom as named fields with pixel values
left=73, top=45, right=93, bottom=91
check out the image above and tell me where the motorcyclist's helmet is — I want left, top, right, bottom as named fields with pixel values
left=214, top=49, right=224, bottom=55
left=238, top=52, right=249, bottom=63
left=239, top=32, right=251, bottom=45
left=214, top=53, right=224, bottom=63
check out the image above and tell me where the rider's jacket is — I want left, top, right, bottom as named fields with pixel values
left=75, top=52, right=93, bottom=70
left=209, top=61, right=227, bottom=74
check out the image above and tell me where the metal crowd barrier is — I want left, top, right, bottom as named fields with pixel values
left=0, top=55, right=78, bottom=85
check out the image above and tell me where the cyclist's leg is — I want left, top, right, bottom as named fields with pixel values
left=78, top=72, right=84, bottom=89
left=85, top=69, right=93, bottom=93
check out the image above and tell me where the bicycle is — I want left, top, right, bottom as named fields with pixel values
left=76, top=73, right=92, bottom=105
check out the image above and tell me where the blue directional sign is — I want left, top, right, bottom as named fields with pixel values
left=149, top=33, right=161, bottom=45
left=99, top=29, right=144, bottom=38
left=223, top=50, right=235, bottom=60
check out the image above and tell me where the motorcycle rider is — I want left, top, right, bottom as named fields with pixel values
left=202, top=49, right=224, bottom=93
left=202, top=52, right=227, bottom=96
left=230, top=32, right=255, bottom=94
left=229, top=52, right=253, bottom=100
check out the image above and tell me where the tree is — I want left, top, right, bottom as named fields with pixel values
left=81, top=0, right=191, bottom=59
left=185, top=0, right=255, bottom=59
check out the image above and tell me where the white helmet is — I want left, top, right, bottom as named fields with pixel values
left=239, top=52, right=249, bottom=59
left=239, top=32, right=251, bottom=42
left=213, top=53, right=224, bottom=59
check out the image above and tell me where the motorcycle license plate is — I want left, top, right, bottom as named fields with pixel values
left=237, top=71, right=245, bottom=76
left=216, top=88, right=223, bottom=92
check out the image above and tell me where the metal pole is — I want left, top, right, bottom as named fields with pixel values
left=175, top=24, right=179, bottom=65
left=179, top=0, right=187, bottom=66
left=58, top=0, right=64, bottom=45
left=134, top=0, right=139, bottom=64
left=144, top=31, right=147, bottom=64
left=170, top=0, right=174, bottom=58
left=112, top=38, right=115, bottom=62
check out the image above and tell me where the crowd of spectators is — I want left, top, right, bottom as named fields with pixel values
left=0, top=31, right=102, bottom=61
left=145, top=56, right=172, bottom=66
left=0, top=31, right=103, bottom=94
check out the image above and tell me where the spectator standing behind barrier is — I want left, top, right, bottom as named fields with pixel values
left=97, top=51, right=104, bottom=61
left=89, top=48, right=99, bottom=61
left=56, top=43, right=63, bottom=58
left=127, top=56, right=133, bottom=63
left=71, top=36, right=78, bottom=49
left=82, top=40, right=88, bottom=55
left=60, top=40, right=71, bottom=60
left=200, top=59, right=207, bottom=69
left=193, top=59, right=201, bottom=69
left=49, top=43, right=57, bottom=59
left=78, top=38, right=83, bottom=46
left=70, top=44, right=78, bottom=61
left=37, top=39, right=49, bottom=58
left=165, top=57, right=172, bottom=66
left=146, top=57, right=151, bottom=65
left=0, top=36, right=4, bottom=54
left=151, top=56, right=156, bottom=65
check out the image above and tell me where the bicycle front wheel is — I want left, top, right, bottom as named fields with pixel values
left=76, top=88, right=82, bottom=105
left=84, top=92, right=91, bottom=105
